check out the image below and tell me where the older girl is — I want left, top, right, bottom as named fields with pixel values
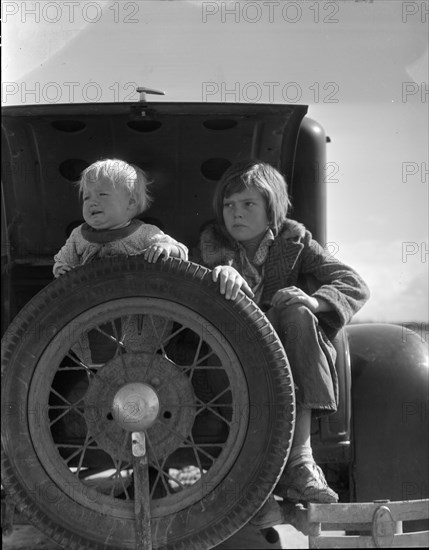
left=196, top=160, right=369, bottom=515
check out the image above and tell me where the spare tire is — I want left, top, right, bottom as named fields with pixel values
left=1, top=257, right=295, bottom=549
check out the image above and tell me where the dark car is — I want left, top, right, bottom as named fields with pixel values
left=2, top=94, right=428, bottom=549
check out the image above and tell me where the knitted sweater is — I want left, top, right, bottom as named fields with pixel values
left=53, top=219, right=188, bottom=277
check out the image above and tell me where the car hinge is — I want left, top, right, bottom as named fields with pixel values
left=136, top=87, right=165, bottom=102
left=130, top=87, right=165, bottom=118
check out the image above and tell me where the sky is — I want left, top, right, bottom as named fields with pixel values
left=2, top=0, right=428, bottom=323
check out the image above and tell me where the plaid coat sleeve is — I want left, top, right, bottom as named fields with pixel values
left=298, top=230, right=370, bottom=333
left=261, top=221, right=370, bottom=337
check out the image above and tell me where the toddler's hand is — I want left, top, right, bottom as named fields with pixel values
left=144, top=244, right=173, bottom=263
left=271, top=286, right=319, bottom=311
left=55, top=265, right=74, bottom=277
left=212, top=266, right=254, bottom=300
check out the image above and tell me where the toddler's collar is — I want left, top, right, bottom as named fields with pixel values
left=81, top=219, right=143, bottom=243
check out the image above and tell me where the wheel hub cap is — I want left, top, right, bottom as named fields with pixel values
left=112, top=382, right=159, bottom=431
left=84, top=352, right=196, bottom=462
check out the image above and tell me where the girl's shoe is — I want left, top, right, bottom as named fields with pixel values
left=277, top=462, right=338, bottom=503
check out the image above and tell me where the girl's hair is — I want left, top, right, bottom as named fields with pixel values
left=213, top=160, right=291, bottom=236
left=79, top=159, right=152, bottom=214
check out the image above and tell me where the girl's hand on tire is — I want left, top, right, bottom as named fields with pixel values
left=212, top=266, right=254, bottom=300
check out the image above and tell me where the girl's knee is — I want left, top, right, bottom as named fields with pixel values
left=266, top=305, right=318, bottom=345
left=278, top=303, right=316, bottom=326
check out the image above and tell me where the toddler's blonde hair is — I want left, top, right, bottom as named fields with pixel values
left=79, top=159, right=151, bottom=214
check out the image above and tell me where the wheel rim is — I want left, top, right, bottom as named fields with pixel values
left=28, top=297, right=249, bottom=518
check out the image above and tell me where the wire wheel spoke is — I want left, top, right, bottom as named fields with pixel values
left=180, top=436, right=225, bottom=465
left=60, top=433, right=99, bottom=470
left=108, top=432, right=134, bottom=499
left=94, top=322, right=122, bottom=345
left=49, top=388, right=86, bottom=427
left=186, top=433, right=209, bottom=474
left=62, top=352, right=98, bottom=377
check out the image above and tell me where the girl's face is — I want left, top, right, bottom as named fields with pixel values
left=82, top=177, right=135, bottom=230
left=223, top=186, right=270, bottom=243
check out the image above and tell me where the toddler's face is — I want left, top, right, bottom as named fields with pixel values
left=223, top=186, right=269, bottom=243
left=82, top=177, right=135, bottom=230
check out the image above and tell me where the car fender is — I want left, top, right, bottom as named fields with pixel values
left=346, top=323, right=428, bottom=503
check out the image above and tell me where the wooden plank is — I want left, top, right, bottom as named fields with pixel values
left=309, top=535, right=376, bottom=548
left=310, top=531, right=429, bottom=549
left=321, top=523, right=371, bottom=531
left=308, top=500, right=429, bottom=524
left=391, top=531, right=429, bottom=547
left=309, top=530, right=429, bottom=549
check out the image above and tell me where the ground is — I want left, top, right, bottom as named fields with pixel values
left=2, top=523, right=309, bottom=549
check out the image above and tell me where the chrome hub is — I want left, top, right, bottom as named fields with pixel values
left=84, top=352, right=196, bottom=462
left=112, top=382, right=159, bottom=431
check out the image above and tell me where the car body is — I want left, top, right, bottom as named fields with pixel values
left=2, top=96, right=428, bottom=549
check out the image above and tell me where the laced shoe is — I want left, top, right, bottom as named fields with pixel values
left=277, top=462, right=339, bottom=503
left=249, top=495, right=283, bottom=529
